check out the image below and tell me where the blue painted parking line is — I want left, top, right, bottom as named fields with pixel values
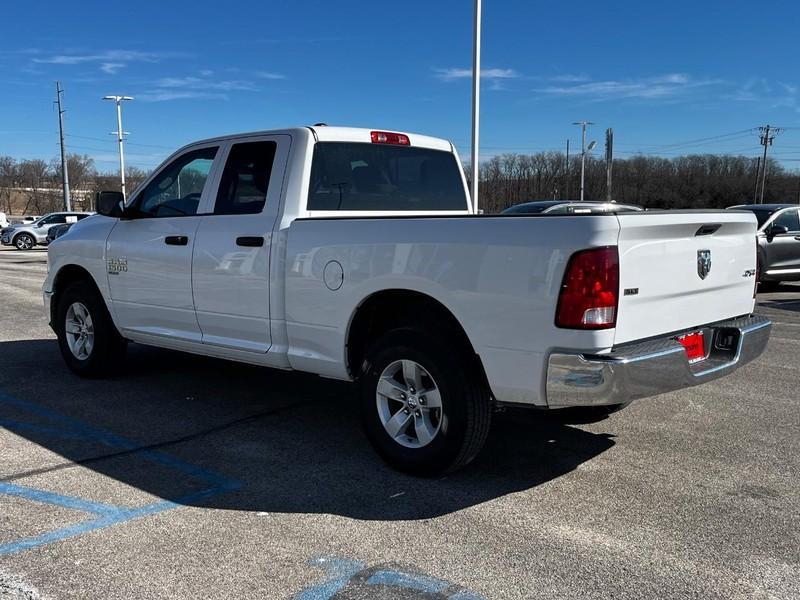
left=0, top=392, right=241, bottom=556
left=295, top=556, right=486, bottom=599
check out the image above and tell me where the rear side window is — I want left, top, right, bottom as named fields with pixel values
left=307, top=142, right=467, bottom=211
left=215, top=141, right=277, bottom=215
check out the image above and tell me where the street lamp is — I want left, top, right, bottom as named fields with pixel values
left=572, top=121, right=596, bottom=201
left=102, top=95, right=134, bottom=198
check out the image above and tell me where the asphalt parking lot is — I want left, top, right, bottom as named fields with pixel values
left=0, top=244, right=798, bottom=600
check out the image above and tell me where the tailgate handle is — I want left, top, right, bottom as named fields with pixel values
left=695, top=224, right=721, bottom=236
left=236, top=236, right=264, bottom=247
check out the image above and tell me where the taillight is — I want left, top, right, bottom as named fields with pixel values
left=555, top=246, right=619, bottom=329
left=370, top=131, right=410, bottom=145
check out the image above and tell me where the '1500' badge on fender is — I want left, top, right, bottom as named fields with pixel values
left=697, top=249, right=712, bottom=280
left=107, top=257, right=128, bottom=275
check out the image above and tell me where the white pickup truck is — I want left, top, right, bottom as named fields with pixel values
left=44, top=126, right=771, bottom=474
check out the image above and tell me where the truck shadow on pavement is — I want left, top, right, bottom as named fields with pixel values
left=0, top=339, right=615, bottom=522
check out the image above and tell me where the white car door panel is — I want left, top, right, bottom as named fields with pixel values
left=106, top=145, right=221, bottom=342
left=192, top=135, right=290, bottom=352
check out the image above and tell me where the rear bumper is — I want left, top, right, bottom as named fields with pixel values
left=546, top=314, right=771, bottom=408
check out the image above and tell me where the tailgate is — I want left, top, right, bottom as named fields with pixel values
left=614, top=211, right=757, bottom=344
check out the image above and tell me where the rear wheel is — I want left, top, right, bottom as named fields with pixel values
left=14, top=233, right=34, bottom=250
left=55, top=280, right=126, bottom=377
left=359, top=328, right=491, bottom=475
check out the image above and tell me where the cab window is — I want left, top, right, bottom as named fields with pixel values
left=135, top=147, right=218, bottom=217
left=307, top=143, right=467, bottom=211
left=214, top=141, right=277, bottom=215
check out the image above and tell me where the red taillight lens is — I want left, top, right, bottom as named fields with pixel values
left=555, top=246, right=619, bottom=329
left=370, top=131, right=410, bottom=145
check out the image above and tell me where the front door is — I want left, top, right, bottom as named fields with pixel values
left=106, top=145, right=220, bottom=342
left=764, top=208, right=800, bottom=275
left=191, top=136, right=290, bottom=352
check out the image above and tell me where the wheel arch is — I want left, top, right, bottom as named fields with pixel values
left=50, top=264, right=107, bottom=325
left=345, top=289, right=488, bottom=388
left=12, top=230, right=35, bottom=247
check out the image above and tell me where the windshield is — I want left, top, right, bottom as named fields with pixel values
left=502, top=203, right=551, bottom=214
left=737, top=208, right=774, bottom=228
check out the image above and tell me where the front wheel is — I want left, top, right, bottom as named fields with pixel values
left=359, top=328, right=491, bottom=476
left=55, top=280, right=127, bottom=378
left=14, top=233, right=34, bottom=250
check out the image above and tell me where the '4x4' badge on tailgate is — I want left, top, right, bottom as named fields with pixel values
left=697, top=249, right=712, bottom=280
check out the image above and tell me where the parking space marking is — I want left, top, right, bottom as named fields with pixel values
left=295, top=557, right=486, bottom=599
left=0, top=392, right=241, bottom=556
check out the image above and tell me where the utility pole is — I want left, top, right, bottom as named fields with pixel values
left=757, top=124, right=781, bottom=204
left=470, top=0, right=481, bottom=214
left=55, top=82, right=70, bottom=211
left=565, top=139, right=570, bottom=200
left=605, top=128, right=613, bottom=202
left=572, top=121, right=594, bottom=201
left=753, top=156, right=761, bottom=204
left=103, top=95, right=134, bottom=198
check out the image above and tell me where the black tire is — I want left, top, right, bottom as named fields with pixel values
left=55, top=280, right=127, bottom=378
left=13, top=233, right=34, bottom=251
left=359, top=328, right=491, bottom=476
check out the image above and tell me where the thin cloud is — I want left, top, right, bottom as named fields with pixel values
left=154, top=76, right=255, bottom=91
left=434, top=67, right=519, bottom=81
left=33, top=50, right=163, bottom=65
left=548, top=74, right=591, bottom=83
left=137, top=90, right=229, bottom=102
left=727, top=78, right=800, bottom=113
left=255, top=71, right=286, bottom=80
left=100, top=62, right=125, bottom=74
left=535, top=73, right=720, bottom=101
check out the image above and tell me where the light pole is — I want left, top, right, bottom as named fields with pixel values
left=572, top=121, right=595, bottom=201
left=103, top=95, right=134, bottom=198
left=470, top=0, right=481, bottom=214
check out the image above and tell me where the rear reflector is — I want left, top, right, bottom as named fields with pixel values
left=370, top=131, right=410, bottom=145
left=555, top=247, right=619, bottom=329
left=677, top=331, right=706, bottom=362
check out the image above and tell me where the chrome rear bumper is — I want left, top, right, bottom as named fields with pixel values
left=546, top=314, right=771, bottom=408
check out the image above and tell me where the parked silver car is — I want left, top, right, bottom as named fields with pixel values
left=502, top=200, right=643, bottom=215
left=728, top=204, right=800, bottom=285
left=0, top=212, right=93, bottom=250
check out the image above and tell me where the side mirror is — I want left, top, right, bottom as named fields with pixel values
left=766, top=223, right=789, bottom=241
left=96, top=191, right=125, bottom=218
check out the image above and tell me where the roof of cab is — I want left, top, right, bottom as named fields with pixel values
left=184, top=126, right=454, bottom=153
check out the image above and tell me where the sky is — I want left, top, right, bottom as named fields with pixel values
left=1, top=0, right=800, bottom=173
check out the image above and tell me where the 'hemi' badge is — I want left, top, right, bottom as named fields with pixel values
left=624, top=288, right=639, bottom=296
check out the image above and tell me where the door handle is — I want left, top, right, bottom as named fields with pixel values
left=794, top=236, right=800, bottom=241
left=164, top=235, right=189, bottom=246
left=236, top=236, right=264, bottom=247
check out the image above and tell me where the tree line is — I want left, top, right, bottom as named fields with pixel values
left=1, top=151, right=798, bottom=217
left=0, top=154, right=148, bottom=215
left=469, top=153, right=800, bottom=213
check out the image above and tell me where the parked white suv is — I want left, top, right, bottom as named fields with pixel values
left=1, top=211, right=93, bottom=250
left=44, top=126, right=771, bottom=474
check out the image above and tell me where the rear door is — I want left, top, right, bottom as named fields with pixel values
left=191, top=135, right=290, bottom=352
left=614, top=211, right=758, bottom=344
left=762, top=208, right=800, bottom=275
left=106, top=145, right=220, bottom=342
